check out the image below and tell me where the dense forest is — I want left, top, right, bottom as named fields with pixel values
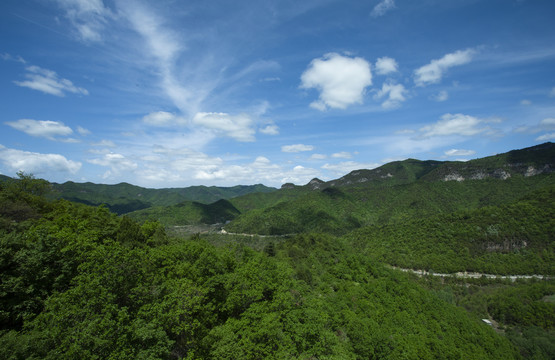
left=1, top=143, right=554, bottom=359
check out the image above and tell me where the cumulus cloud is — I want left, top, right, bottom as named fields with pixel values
left=444, top=149, right=476, bottom=157
left=14, top=65, right=89, bottom=97
left=142, top=111, right=186, bottom=126
left=88, top=153, right=138, bottom=175
left=54, top=0, right=114, bottom=42
left=371, top=0, right=395, bottom=18
left=375, top=57, right=398, bottom=75
left=5, top=119, right=73, bottom=140
left=259, top=124, right=280, bottom=135
left=192, top=112, right=255, bottom=142
left=300, top=53, right=372, bottom=111
left=374, top=82, right=408, bottom=109
left=280, top=165, right=321, bottom=185
left=0, top=145, right=81, bottom=174
left=77, top=126, right=91, bottom=136
left=414, top=49, right=475, bottom=86
left=430, top=90, right=449, bottom=102
left=536, top=133, right=555, bottom=141
left=419, top=113, right=491, bottom=138
left=281, top=144, right=314, bottom=153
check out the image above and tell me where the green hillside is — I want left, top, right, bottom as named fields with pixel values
left=224, top=143, right=554, bottom=235
left=0, top=178, right=520, bottom=358
left=49, top=181, right=275, bottom=215
left=128, top=199, right=240, bottom=226
left=226, top=175, right=553, bottom=235
left=344, top=184, right=555, bottom=275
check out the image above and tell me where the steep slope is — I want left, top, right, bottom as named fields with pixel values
left=343, top=184, right=555, bottom=275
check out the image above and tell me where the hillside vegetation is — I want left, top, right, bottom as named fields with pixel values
left=48, top=181, right=275, bottom=215
left=0, top=143, right=553, bottom=359
left=0, top=173, right=521, bottom=359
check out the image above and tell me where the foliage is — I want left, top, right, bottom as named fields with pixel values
left=0, top=179, right=521, bottom=359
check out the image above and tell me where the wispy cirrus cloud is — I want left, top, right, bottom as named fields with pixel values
left=414, top=49, right=476, bottom=86
left=371, top=0, right=395, bottom=18
left=444, top=148, right=476, bottom=157
left=53, top=0, right=115, bottom=42
left=14, top=65, right=88, bottom=97
left=300, top=53, right=372, bottom=111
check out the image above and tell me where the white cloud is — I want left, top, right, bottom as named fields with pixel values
left=300, top=53, right=372, bottom=111
left=536, top=133, right=555, bottom=141
left=331, top=151, right=352, bottom=159
left=374, top=82, right=408, bottom=109
left=88, top=153, right=138, bottom=174
left=322, top=161, right=380, bottom=176
left=444, top=149, right=476, bottom=157
left=371, top=0, right=395, bottom=18
left=192, top=112, right=255, bottom=142
left=520, top=99, right=532, bottom=105
left=310, top=153, right=327, bottom=160
left=280, top=165, right=321, bottom=185
left=54, top=0, right=114, bottom=42
left=419, top=113, right=491, bottom=138
left=375, top=57, right=398, bottom=75
left=1, top=53, right=26, bottom=64
left=414, top=49, right=475, bottom=86
left=0, top=145, right=81, bottom=174
left=513, top=117, right=555, bottom=134
left=91, top=139, right=116, bottom=147
left=281, top=144, right=314, bottom=153
left=14, top=65, right=89, bottom=97
left=549, top=87, right=555, bottom=97
left=5, top=119, right=73, bottom=140
left=142, top=111, right=186, bottom=126
left=430, top=90, right=449, bottom=102
left=77, top=126, right=91, bottom=135
left=259, top=124, right=280, bottom=135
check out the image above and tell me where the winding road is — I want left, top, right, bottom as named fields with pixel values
left=389, top=266, right=553, bottom=281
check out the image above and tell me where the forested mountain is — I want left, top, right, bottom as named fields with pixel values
left=226, top=143, right=554, bottom=235
left=1, top=143, right=553, bottom=359
left=128, top=199, right=241, bottom=226
left=0, top=176, right=522, bottom=358
left=48, top=181, right=275, bottom=215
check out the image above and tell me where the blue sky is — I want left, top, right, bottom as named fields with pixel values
left=1, top=0, right=554, bottom=188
